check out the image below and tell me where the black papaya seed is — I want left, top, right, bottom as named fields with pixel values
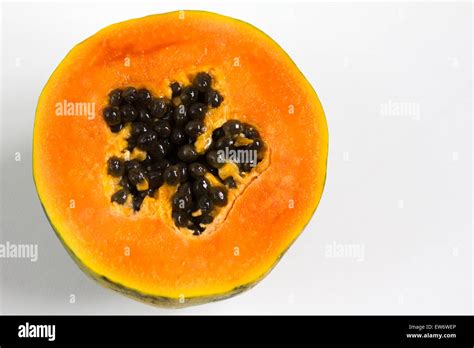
left=111, top=189, right=128, bottom=204
left=107, top=156, right=125, bottom=177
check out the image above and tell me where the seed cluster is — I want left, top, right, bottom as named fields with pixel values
left=103, top=72, right=265, bottom=235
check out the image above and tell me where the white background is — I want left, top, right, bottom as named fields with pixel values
left=0, top=1, right=472, bottom=314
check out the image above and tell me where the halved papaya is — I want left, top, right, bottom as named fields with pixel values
left=33, top=11, right=328, bottom=307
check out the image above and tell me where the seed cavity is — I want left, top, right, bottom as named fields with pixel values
left=103, top=72, right=265, bottom=235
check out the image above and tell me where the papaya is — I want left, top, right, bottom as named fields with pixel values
left=33, top=11, right=328, bottom=307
